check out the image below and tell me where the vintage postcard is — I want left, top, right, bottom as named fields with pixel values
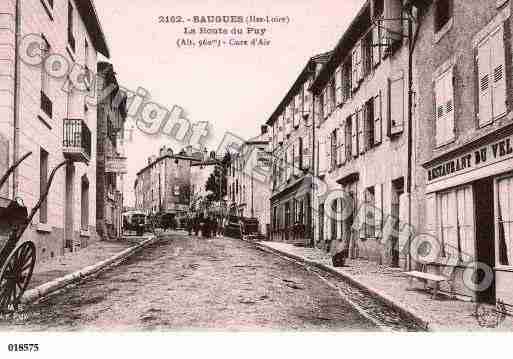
left=0, top=0, right=511, bottom=357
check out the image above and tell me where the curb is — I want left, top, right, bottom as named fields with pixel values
left=255, top=242, right=433, bottom=331
left=21, top=235, right=158, bottom=305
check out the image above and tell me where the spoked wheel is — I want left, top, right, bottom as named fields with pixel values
left=0, top=242, right=36, bottom=312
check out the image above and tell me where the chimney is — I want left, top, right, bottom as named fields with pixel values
left=261, top=125, right=268, bottom=135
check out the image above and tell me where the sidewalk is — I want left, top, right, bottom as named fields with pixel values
left=258, top=241, right=513, bottom=331
left=26, top=235, right=155, bottom=293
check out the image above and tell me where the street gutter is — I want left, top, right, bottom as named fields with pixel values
left=254, top=241, right=433, bottom=331
left=21, top=235, right=158, bottom=305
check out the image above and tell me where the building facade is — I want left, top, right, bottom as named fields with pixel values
left=410, top=0, right=513, bottom=304
left=310, top=0, right=412, bottom=267
left=268, top=53, right=331, bottom=245
left=227, top=127, right=271, bottom=236
left=134, top=146, right=192, bottom=227
left=0, top=0, right=109, bottom=261
left=96, top=62, right=127, bottom=240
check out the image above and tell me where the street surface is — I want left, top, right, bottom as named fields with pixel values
left=0, top=233, right=422, bottom=331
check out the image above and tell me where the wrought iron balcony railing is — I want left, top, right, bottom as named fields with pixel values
left=63, top=119, right=91, bottom=163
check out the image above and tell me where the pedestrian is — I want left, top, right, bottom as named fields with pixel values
left=212, top=216, right=218, bottom=238
left=193, top=216, right=200, bottom=236
left=187, top=216, right=193, bottom=236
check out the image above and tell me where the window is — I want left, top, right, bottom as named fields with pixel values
left=40, top=35, right=52, bottom=118
left=345, top=115, right=353, bottom=160
left=81, top=176, right=89, bottom=230
left=352, top=42, right=363, bottom=91
left=357, top=108, right=365, bottom=154
left=498, top=176, right=513, bottom=266
left=435, top=0, right=452, bottom=33
left=343, top=58, right=353, bottom=102
left=39, top=149, right=49, bottom=224
left=374, top=91, right=382, bottom=145
left=373, top=24, right=381, bottom=68
left=68, top=2, right=75, bottom=52
left=435, top=68, right=455, bottom=146
left=363, top=31, right=373, bottom=76
left=364, top=187, right=376, bottom=239
left=389, top=75, right=404, bottom=135
left=319, top=203, right=325, bottom=241
left=364, top=98, right=375, bottom=149
left=437, top=185, right=474, bottom=260
left=335, top=66, right=343, bottom=106
left=330, top=130, right=337, bottom=171
left=477, top=25, right=507, bottom=127
left=373, top=0, right=384, bottom=19
left=337, top=123, right=346, bottom=166
left=298, top=137, right=304, bottom=170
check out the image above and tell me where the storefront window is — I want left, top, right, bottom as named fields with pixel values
left=497, top=176, right=513, bottom=266
left=437, top=185, right=474, bottom=261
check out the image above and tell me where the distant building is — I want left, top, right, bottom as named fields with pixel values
left=134, top=146, right=193, bottom=226
left=267, top=52, right=331, bottom=245
left=227, top=126, right=272, bottom=236
left=96, top=62, right=127, bottom=240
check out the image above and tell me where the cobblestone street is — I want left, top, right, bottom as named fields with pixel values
left=0, top=233, right=421, bottom=331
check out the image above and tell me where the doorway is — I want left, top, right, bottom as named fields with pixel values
left=391, top=178, right=404, bottom=268
left=64, top=164, right=75, bottom=252
left=474, top=177, right=496, bottom=303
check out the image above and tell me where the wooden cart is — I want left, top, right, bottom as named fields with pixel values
left=0, top=152, right=70, bottom=311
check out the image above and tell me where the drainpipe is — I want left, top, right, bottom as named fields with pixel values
left=13, top=0, right=21, bottom=196
left=407, top=15, right=413, bottom=272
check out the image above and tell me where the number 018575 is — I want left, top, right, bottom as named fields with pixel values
left=8, top=344, right=39, bottom=352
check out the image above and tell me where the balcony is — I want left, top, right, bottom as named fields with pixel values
left=63, top=119, right=91, bottom=163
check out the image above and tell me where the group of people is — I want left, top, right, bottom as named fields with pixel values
left=186, top=215, right=224, bottom=239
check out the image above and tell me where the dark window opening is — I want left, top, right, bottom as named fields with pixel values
left=435, top=0, right=452, bottom=32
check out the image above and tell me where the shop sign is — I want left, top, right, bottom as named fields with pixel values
left=427, top=136, right=513, bottom=183
left=106, top=156, right=128, bottom=174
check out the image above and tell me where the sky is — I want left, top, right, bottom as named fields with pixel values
left=93, top=0, right=365, bottom=206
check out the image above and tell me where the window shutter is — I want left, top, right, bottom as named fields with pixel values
left=373, top=25, right=381, bottom=68
left=374, top=91, right=382, bottom=144
left=335, top=67, right=343, bottom=106
left=389, top=76, right=404, bottom=135
left=338, top=124, right=345, bottom=165
left=327, top=133, right=333, bottom=171
left=444, top=69, right=455, bottom=143
left=358, top=108, right=365, bottom=154
left=352, top=112, right=359, bottom=157
left=491, top=26, right=507, bottom=119
left=478, top=36, right=493, bottom=127
left=435, top=75, right=446, bottom=146
left=375, top=184, right=383, bottom=238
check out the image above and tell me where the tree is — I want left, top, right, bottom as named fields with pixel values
left=205, top=165, right=227, bottom=202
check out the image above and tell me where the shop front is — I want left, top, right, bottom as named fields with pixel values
left=423, top=126, right=513, bottom=304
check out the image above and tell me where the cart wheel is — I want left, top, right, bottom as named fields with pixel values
left=0, top=242, right=36, bottom=311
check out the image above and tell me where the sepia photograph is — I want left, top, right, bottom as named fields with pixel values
left=0, top=0, right=512, bottom=357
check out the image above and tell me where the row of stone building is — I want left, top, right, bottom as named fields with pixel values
left=0, top=0, right=127, bottom=262
left=230, top=0, right=513, bottom=307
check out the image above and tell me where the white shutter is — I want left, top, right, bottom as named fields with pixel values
left=478, top=36, right=493, bottom=127
left=352, top=112, right=358, bottom=157
left=444, top=69, right=455, bottom=143
left=335, top=67, right=343, bottom=106
left=374, top=91, right=382, bottom=144
left=435, top=73, right=446, bottom=146
left=491, top=26, right=507, bottom=119
left=389, top=76, right=404, bottom=135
